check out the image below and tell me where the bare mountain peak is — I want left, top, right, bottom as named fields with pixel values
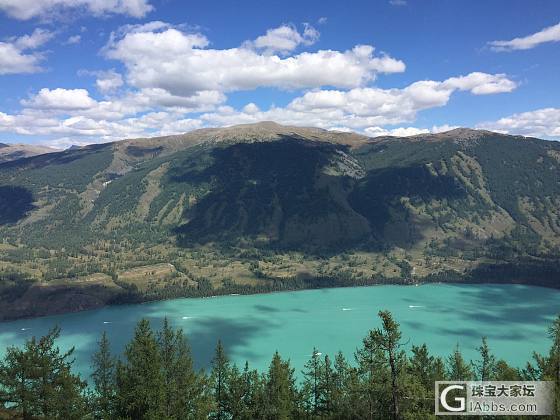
left=121, top=121, right=372, bottom=153
left=0, top=143, right=60, bottom=163
left=429, top=127, right=495, bottom=140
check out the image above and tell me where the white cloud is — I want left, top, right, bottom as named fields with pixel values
left=95, top=70, right=123, bottom=93
left=431, top=124, right=459, bottom=133
left=365, top=126, right=429, bottom=137
left=489, top=21, right=560, bottom=51
left=0, top=0, right=153, bottom=20
left=22, top=88, right=97, bottom=110
left=442, top=72, right=517, bottom=95
left=219, top=72, right=515, bottom=128
left=0, top=21, right=521, bottom=147
left=245, top=24, right=320, bottom=55
left=477, top=108, right=560, bottom=139
left=0, top=42, right=42, bottom=74
left=65, top=34, right=81, bottom=45
left=104, top=23, right=405, bottom=99
left=12, top=28, right=54, bottom=49
left=0, top=29, right=52, bottom=75
left=0, top=69, right=517, bottom=146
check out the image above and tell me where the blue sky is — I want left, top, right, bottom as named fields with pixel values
left=0, top=0, right=558, bottom=148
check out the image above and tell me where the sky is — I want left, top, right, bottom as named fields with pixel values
left=0, top=0, right=559, bottom=148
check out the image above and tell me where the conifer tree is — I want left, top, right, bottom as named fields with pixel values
left=356, top=328, right=387, bottom=419
left=473, top=337, right=496, bottom=381
left=321, top=354, right=335, bottom=416
left=116, top=318, right=165, bottom=419
left=210, top=340, right=231, bottom=420
left=302, top=347, right=322, bottom=416
left=158, top=318, right=209, bottom=419
left=265, top=351, right=299, bottom=419
left=91, top=331, right=116, bottom=419
left=365, top=310, right=404, bottom=420
left=0, top=327, right=87, bottom=419
left=331, top=351, right=355, bottom=417
left=446, top=344, right=474, bottom=381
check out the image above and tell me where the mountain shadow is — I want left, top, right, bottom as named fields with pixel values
left=173, top=138, right=352, bottom=249
left=0, top=186, right=35, bottom=225
left=172, top=138, right=466, bottom=251
left=348, top=165, right=466, bottom=242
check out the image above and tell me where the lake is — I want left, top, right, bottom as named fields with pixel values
left=0, top=283, right=558, bottom=379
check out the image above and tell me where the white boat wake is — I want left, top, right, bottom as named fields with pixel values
left=182, top=316, right=194, bottom=320
left=103, top=321, right=112, bottom=324
left=342, top=308, right=354, bottom=311
left=408, top=305, right=425, bottom=309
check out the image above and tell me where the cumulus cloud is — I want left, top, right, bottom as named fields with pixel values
left=94, top=70, right=123, bottom=93
left=104, top=23, right=405, bottom=99
left=0, top=21, right=521, bottom=147
left=0, top=69, right=517, bottom=146
left=442, top=72, right=517, bottom=94
left=244, top=24, right=320, bottom=55
left=477, top=108, right=560, bottom=139
left=365, top=126, right=428, bottom=137
left=0, top=29, right=54, bottom=75
left=0, top=0, right=153, bottom=20
left=22, top=88, right=97, bottom=110
left=197, top=72, right=516, bottom=129
left=489, top=21, right=560, bottom=51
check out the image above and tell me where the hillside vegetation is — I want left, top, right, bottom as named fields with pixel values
left=0, top=122, right=559, bottom=319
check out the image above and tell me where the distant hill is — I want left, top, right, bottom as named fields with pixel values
left=0, top=122, right=559, bottom=319
left=0, top=143, right=59, bottom=163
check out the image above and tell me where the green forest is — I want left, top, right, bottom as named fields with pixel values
left=1, top=311, right=558, bottom=419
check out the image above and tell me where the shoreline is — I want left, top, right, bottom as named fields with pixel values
left=0, top=278, right=557, bottom=324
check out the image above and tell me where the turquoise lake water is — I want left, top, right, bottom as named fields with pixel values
left=0, top=283, right=558, bottom=379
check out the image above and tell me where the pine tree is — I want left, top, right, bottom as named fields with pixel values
left=332, top=351, right=356, bottom=417
left=157, top=318, right=209, bottom=419
left=210, top=340, right=231, bottom=420
left=473, top=337, right=496, bottom=381
left=0, top=327, right=87, bottom=419
left=495, top=360, right=520, bottom=380
left=116, top=318, right=165, bottom=419
left=91, top=331, right=116, bottom=419
left=265, top=351, right=299, bottom=420
left=405, top=344, right=445, bottom=418
left=320, top=354, right=336, bottom=417
left=355, top=328, right=387, bottom=419
left=548, top=316, right=560, bottom=417
left=302, top=347, right=322, bottom=416
left=446, top=344, right=474, bottom=381
left=366, top=310, right=404, bottom=420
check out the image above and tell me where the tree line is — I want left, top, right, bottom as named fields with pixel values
left=1, top=311, right=559, bottom=419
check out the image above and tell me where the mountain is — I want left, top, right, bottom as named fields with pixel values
left=0, top=122, right=559, bottom=319
left=0, top=142, right=59, bottom=163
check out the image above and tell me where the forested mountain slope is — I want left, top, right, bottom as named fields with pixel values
left=1, top=122, right=559, bottom=319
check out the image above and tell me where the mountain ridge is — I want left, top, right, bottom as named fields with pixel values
left=0, top=143, right=59, bottom=164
